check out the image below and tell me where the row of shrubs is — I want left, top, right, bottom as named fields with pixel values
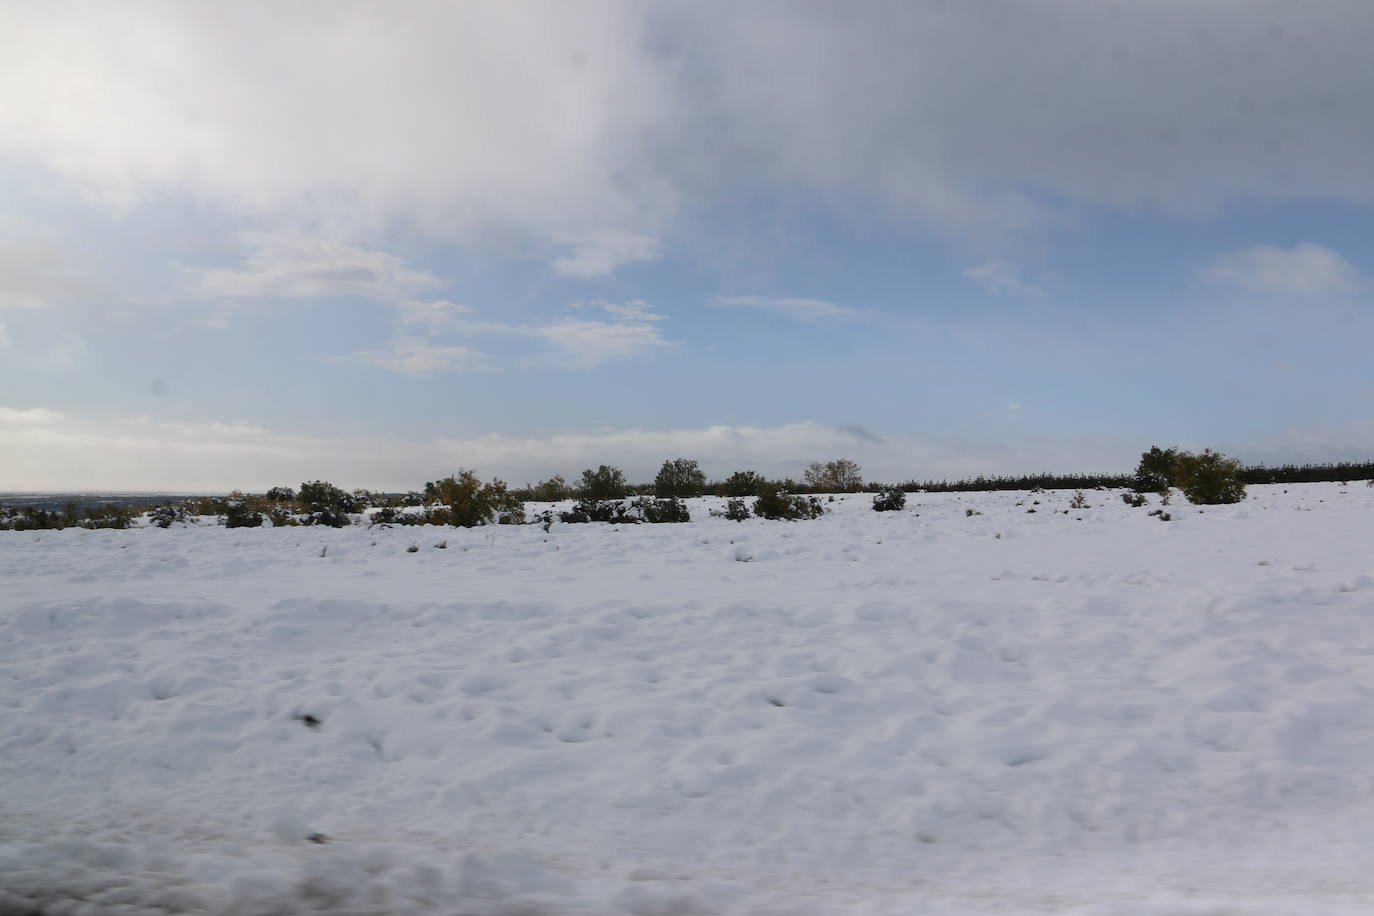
left=540, top=453, right=1369, bottom=503
left=367, top=478, right=831, bottom=529
left=508, top=458, right=865, bottom=502
left=193, top=473, right=835, bottom=529
left=195, top=443, right=1250, bottom=534
left=0, top=476, right=841, bottom=531
left=5, top=446, right=1366, bottom=532
left=0, top=503, right=138, bottom=531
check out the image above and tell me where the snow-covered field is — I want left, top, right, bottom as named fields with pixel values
left=3, top=483, right=1374, bottom=915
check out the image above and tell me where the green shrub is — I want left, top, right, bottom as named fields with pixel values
left=654, top=458, right=707, bottom=498
left=301, top=480, right=360, bottom=512
left=313, top=506, right=353, bottom=527
left=426, top=469, right=524, bottom=527
left=265, top=486, right=296, bottom=502
left=633, top=496, right=691, bottom=523
left=369, top=506, right=400, bottom=526
left=150, top=504, right=190, bottom=528
left=554, top=496, right=689, bottom=524
left=1134, top=446, right=1179, bottom=493
left=530, top=475, right=573, bottom=502
left=724, top=498, right=751, bottom=521
left=872, top=488, right=906, bottom=511
left=224, top=495, right=263, bottom=528
left=78, top=505, right=134, bottom=529
left=559, top=498, right=633, bottom=524
left=557, top=502, right=593, bottom=524
left=187, top=496, right=230, bottom=516
left=1173, top=449, right=1247, bottom=505
left=265, top=506, right=296, bottom=527
left=720, top=470, right=764, bottom=498
left=0, top=507, right=60, bottom=530
left=754, top=485, right=823, bottom=521
left=1121, top=492, right=1147, bottom=508
left=578, top=465, right=628, bottom=501
left=298, top=480, right=359, bottom=526
left=0, top=503, right=132, bottom=530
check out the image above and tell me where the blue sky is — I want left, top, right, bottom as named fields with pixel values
left=2, top=1, right=1373, bottom=491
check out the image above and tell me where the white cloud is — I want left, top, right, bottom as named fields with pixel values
left=194, top=232, right=443, bottom=302
left=963, top=260, right=1044, bottom=297
left=351, top=338, right=480, bottom=375
left=529, top=301, right=671, bottom=367
left=0, top=410, right=324, bottom=491
left=395, top=299, right=472, bottom=335
left=0, top=406, right=63, bottom=426
left=600, top=300, right=665, bottom=322
left=346, top=300, right=484, bottom=376
left=711, top=295, right=855, bottom=322
left=4, top=4, right=1369, bottom=248
left=533, top=318, right=669, bottom=368
left=1203, top=243, right=1360, bottom=296
left=551, top=230, right=664, bottom=279
left=356, top=300, right=671, bottom=374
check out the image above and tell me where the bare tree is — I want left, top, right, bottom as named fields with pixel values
left=802, top=458, right=863, bottom=493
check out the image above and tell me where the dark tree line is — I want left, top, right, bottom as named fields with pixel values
left=896, top=473, right=1134, bottom=493
left=890, top=460, right=1373, bottom=494
left=1237, top=461, right=1374, bottom=485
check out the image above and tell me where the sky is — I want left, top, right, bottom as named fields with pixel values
left=2, top=0, right=1374, bottom=491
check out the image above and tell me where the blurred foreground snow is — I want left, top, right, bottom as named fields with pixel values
left=3, top=484, right=1374, bottom=914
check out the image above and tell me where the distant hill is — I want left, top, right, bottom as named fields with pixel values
left=0, top=493, right=219, bottom=512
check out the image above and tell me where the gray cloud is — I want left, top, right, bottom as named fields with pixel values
left=194, top=232, right=443, bottom=302
left=1, top=2, right=1369, bottom=253
left=837, top=424, right=887, bottom=446
left=0, top=236, right=104, bottom=311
